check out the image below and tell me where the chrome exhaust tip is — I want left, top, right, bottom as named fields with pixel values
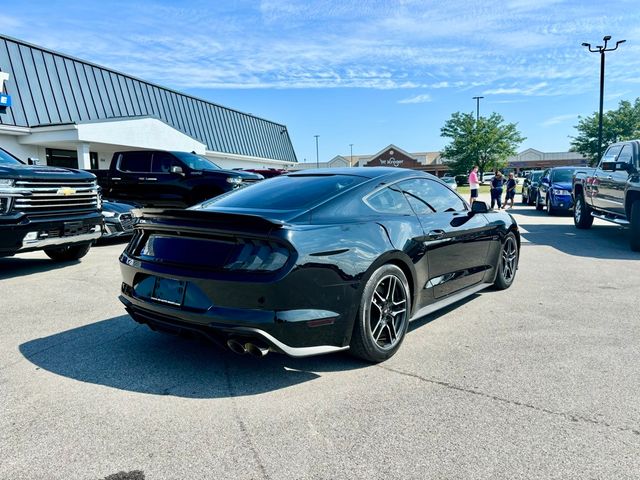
left=244, top=342, right=269, bottom=358
left=227, top=338, right=247, bottom=355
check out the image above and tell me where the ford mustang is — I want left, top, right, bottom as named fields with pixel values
left=118, top=168, right=520, bottom=362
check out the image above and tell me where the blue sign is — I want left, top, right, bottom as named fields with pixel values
left=0, top=93, right=10, bottom=108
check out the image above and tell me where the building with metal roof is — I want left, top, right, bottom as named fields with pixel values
left=0, top=35, right=297, bottom=170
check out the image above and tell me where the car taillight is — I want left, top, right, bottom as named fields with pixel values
left=225, top=239, right=290, bottom=271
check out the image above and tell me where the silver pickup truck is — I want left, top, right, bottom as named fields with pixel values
left=572, top=140, right=640, bottom=251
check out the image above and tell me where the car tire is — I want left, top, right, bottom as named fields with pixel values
left=546, top=196, right=554, bottom=216
left=535, top=193, right=543, bottom=211
left=350, top=264, right=411, bottom=363
left=574, top=193, right=594, bottom=229
left=44, top=243, right=92, bottom=262
left=630, top=201, right=640, bottom=252
left=494, top=232, right=518, bottom=290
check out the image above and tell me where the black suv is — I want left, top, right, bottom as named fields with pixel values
left=521, top=170, right=543, bottom=205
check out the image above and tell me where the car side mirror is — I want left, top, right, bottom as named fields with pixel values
left=541, top=177, right=549, bottom=184
left=471, top=201, right=488, bottom=214
left=27, top=157, right=40, bottom=165
left=170, top=166, right=184, bottom=175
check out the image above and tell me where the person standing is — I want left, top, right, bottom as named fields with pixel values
left=468, top=165, right=479, bottom=204
left=504, top=172, right=517, bottom=209
left=490, top=171, right=504, bottom=209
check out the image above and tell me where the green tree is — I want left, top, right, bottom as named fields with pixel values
left=570, top=98, right=640, bottom=165
left=440, top=112, right=525, bottom=177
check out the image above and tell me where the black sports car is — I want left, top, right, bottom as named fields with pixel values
left=119, top=168, right=520, bottom=362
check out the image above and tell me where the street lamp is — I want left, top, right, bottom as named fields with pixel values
left=314, top=135, right=320, bottom=168
left=349, top=143, right=354, bottom=167
left=582, top=36, right=625, bottom=162
left=472, top=96, right=484, bottom=122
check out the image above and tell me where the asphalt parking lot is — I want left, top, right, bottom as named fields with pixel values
left=1, top=199, right=639, bottom=480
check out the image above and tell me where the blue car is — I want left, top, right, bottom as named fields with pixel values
left=535, top=166, right=578, bottom=215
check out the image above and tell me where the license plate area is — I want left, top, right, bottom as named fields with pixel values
left=151, top=277, right=186, bottom=306
left=63, top=221, right=84, bottom=236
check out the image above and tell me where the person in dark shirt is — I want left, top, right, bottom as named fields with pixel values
left=503, top=172, right=517, bottom=209
left=490, top=171, right=504, bottom=209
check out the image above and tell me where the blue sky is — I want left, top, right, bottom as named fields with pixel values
left=2, top=0, right=640, bottom=163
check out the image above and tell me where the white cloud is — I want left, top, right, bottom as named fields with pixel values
left=541, top=114, right=579, bottom=127
left=398, top=93, right=432, bottom=104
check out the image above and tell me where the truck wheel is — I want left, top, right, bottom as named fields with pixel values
left=535, top=193, right=543, bottom=211
left=44, top=243, right=92, bottom=262
left=630, top=201, right=640, bottom=252
left=574, top=193, right=594, bottom=229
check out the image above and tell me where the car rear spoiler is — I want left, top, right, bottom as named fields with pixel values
left=135, top=208, right=286, bottom=232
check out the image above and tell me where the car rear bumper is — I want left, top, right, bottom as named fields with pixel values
left=118, top=256, right=360, bottom=357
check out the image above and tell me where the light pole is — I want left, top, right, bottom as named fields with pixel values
left=349, top=143, right=354, bottom=167
left=314, top=135, right=320, bottom=168
left=582, top=36, right=625, bottom=162
left=472, top=96, right=484, bottom=122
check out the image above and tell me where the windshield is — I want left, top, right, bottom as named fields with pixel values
left=201, top=174, right=366, bottom=211
left=0, top=148, right=23, bottom=165
left=530, top=172, right=543, bottom=182
left=551, top=169, right=575, bottom=183
left=171, top=152, right=221, bottom=171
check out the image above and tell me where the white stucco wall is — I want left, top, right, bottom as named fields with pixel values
left=0, top=134, right=45, bottom=163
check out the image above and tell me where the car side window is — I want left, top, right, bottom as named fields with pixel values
left=398, top=178, right=467, bottom=214
left=601, top=145, right=622, bottom=164
left=152, top=152, right=183, bottom=173
left=119, top=151, right=152, bottom=172
left=365, top=186, right=414, bottom=215
left=617, top=144, right=633, bottom=165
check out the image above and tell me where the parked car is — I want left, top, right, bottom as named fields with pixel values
left=521, top=170, right=544, bottom=205
left=239, top=168, right=287, bottom=179
left=441, top=176, right=458, bottom=191
left=572, top=140, right=640, bottom=251
left=100, top=200, right=138, bottom=240
left=535, top=166, right=578, bottom=214
left=0, top=147, right=102, bottom=261
left=90, top=150, right=263, bottom=208
left=118, top=168, right=520, bottom=363
left=481, top=172, right=496, bottom=184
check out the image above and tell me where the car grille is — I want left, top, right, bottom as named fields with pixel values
left=14, top=179, right=99, bottom=215
left=119, top=213, right=135, bottom=231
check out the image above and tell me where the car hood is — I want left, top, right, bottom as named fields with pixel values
left=102, top=201, right=137, bottom=214
left=552, top=182, right=572, bottom=191
left=0, top=163, right=96, bottom=181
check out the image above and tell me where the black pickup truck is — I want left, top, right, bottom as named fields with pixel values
left=572, top=140, right=640, bottom=251
left=0, top=147, right=102, bottom=261
left=92, top=150, right=263, bottom=207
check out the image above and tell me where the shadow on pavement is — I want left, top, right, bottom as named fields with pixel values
left=19, top=315, right=370, bottom=399
left=0, top=256, right=81, bottom=280
left=520, top=221, right=637, bottom=260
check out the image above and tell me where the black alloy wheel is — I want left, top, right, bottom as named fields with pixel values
left=350, top=264, right=410, bottom=363
left=494, top=232, right=518, bottom=290
left=574, top=193, right=594, bottom=229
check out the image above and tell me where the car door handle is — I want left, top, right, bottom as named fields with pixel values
left=426, top=229, right=446, bottom=240
left=606, top=175, right=612, bottom=180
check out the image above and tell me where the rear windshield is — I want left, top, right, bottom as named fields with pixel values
left=551, top=169, right=575, bottom=183
left=203, top=174, right=366, bottom=210
left=0, top=148, right=22, bottom=165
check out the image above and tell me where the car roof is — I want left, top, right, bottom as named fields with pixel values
left=288, top=167, right=431, bottom=180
